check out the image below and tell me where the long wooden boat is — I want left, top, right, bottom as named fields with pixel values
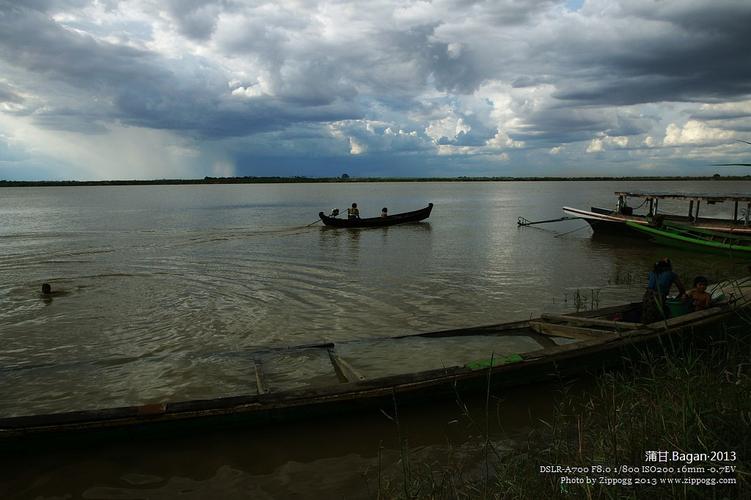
left=625, top=221, right=751, bottom=255
left=2, top=277, right=749, bottom=441
left=564, top=192, right=751, bottom=236
left=319, top=203, right=433, bottom=228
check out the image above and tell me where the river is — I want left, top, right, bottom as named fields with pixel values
left=1, top=180, right=748, bottom=497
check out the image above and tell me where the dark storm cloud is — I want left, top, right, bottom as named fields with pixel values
left=425, top=42, right=485, bottom=94
left=0, top=81, right=23, bottom=104
left=514, top=105, right=653, bottom=145
left=164, top=0, right=232, bottom=40
left=32, top=107, right=110, bottom=133
left=116, top=91, right=360, bottom=139
left=0, top=6, right=163, bottom=100
left=0, top=6, right=191, bottom=133
left=511, top=75, right=554, bottom=88
left=443, top=114, right=497, bottom=147
left=444, top=0, right=559, bottom=26
left=0, top=4, right=359, bottom=138
left=552, top=1, right=751, bottom=105
left=513, top=109, right=610, bottom=144
left=1, top=0, right=750, bottom=179
left=8, top=0, right=89, bottom=12
left=691, top=106, right=751, bottom=122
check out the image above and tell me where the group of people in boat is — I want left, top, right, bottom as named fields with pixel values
left=332, top=203, right=388, bottom=219
left=641, top=257, right=711, bottom=323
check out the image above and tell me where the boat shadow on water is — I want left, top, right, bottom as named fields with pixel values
left=589, top=230, right=751, bottom=268
left=317, top=222, right=432, bottom=250
left=318, top=221, right=432, bottom=233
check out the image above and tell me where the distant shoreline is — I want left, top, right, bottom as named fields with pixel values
left=1, top=174, right=748, bottom=187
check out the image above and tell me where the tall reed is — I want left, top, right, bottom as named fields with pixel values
left=374, top=321, right=751, bottom=498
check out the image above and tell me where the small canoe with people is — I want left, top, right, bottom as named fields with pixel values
left=319, top=203, right=433, bottom=228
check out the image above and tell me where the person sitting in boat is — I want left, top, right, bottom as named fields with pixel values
left=347, top=203, right=360, bottom=219
left=641, top=258, right=686, bottom=323
left=329, top=208, right=340, bottom=217
left=381, top=207, right=388, bottom=218
left=686, top=276, right=711, bottom=311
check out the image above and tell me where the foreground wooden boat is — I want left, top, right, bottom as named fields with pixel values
left=319, top=203, right=433, bottom=228
left=564, top=192, right=751, bottom=236
left=2, top=277, right=749, bottom=440
left=625, top=221, right=751, bottom=255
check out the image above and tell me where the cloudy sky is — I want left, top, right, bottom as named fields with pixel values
left=0, top=0, right=750, bottom=180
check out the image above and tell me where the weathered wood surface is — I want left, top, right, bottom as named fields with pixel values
left=529, top=321, right=621, bottom=340
left=253, top=360, right=268, bottom=395
left=328, top=348, right=366, bottom=382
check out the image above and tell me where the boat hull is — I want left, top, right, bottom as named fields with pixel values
left=563, top=206, right=751, bottom=235
left=319, top=204, right=433, bottom=228
left=562, top=206, right=651, bottom=236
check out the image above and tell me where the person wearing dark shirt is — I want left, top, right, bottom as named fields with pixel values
left=641, top=258, right=685, bottom=323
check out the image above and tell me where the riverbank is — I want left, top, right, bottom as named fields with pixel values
left=0, top=174, right=746, bottom=187
left=374, top=319, right=751, bottom=498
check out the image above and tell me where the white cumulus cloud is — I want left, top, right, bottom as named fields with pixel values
left=663, top=120, right=735, bottom=146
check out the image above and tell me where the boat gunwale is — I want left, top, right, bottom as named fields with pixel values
left=662, top=221, right=751, bottom=242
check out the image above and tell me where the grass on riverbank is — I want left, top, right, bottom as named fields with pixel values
left=374, top=320, right=751, bottom=499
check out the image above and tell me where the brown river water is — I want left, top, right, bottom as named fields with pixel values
left=1, top=180, right=749, bottom=497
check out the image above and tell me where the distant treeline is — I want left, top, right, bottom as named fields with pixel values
left=1, top=174, right=749, bottom=187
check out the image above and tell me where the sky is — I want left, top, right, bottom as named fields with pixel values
left=0, top=0, right=750, bottom=180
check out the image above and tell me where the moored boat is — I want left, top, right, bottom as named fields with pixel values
left=319, top=203, right=433, bottom=228
left=564, top=192, right=751, bottom=236
left=2, top=276, right=749, bottom=440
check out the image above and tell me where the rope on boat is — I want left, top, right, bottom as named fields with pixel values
left=517, top=216, right=581, bottom=226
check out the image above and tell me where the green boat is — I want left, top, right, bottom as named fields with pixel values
left=625, top=220, right=751, bottom=255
